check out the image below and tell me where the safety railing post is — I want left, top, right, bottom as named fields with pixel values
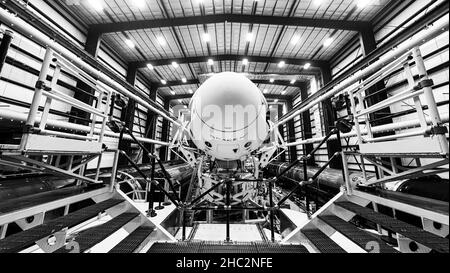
left=20, top=47, right=54, bottom=150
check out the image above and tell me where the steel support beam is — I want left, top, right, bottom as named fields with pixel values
left=167, top=93, right=292, bottom=101
left=156, top=78, right=308, bottom=88
left=278, top=104, right=287, bottom=162
left=286, top=101, right=297, bottom=163
left=143, top=86, right=158, bottom=163
left=134, top=54, right=328, bottom=70
left=0, top=29, right=13, bottom=73
left=159, top=100, right=171, bottom=161
left=90, top=14, right=370, bottom=34
left=300, top=83, right=315, bottom=166
left=118, top=64, right=138, bottom=165
left=320, top=68, right=343, bottom=169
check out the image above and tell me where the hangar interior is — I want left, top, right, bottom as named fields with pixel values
left=0, top=0, right=448, bottom=254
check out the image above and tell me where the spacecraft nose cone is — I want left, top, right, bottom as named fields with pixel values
left=191, top=72, right=266, bottom=132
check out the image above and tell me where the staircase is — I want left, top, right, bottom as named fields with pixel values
left=148, top=241, right=310, bottom=253
left=283, top=190, right=449, bottom=253
left=0, top=185, right=174, bottom=253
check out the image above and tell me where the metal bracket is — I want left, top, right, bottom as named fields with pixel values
left=36, top=229, right=68, bottom=253
left=425, top=125, right=448, bottom=137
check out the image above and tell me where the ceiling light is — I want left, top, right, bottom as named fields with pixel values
left=147, top=63, right=154, bottom=70
left=242, top=58, right=249, bottom=66
left=274, top=99, right=279, bottom=103
left=161, top=79, right=167, bottom=85
left=133, top=0, right=146, bottom=8
left=356, top=0, right=370, bottom=9
left=323, top=37, right=334, bottom=47
left=179, top=99, right=183, bottom=103
left=89, top=0, right=104, bottom=11
left=125, top=39, right=135, bottom=48
left=304, top=63, right=311, bottom=70
left=171, top=90, right=175, bottom=95
left=314, top=0, right=323, bottom=6
left=182, top=77, right=187, bottom=83
left=278, top=61, right=286, bottom=68
left=269, top=78, right=275, bottom=83
left=246, top=32, right=254, bottom=42
left=207, top=59, right=214, bottom=66
left=281, top=90, right=287, bottom=95
left=291, top=35, right=301, bottom=45
left=263, top=89, right=268, bottom=94
left=157, top=36, right=166, bottom=46
left=189, top=89, right=193, bottom=94
left=203, top=33, right=211, bottom=42
left=172, top=61, right=179, bottom=68
left=290, top=79, right=296, bottom=84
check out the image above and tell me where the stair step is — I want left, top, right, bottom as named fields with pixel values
left=108, top=227, right=154, bottom=253
left=0, top=199, right=124, bottom=253
left=302, top=229, right=347, bottom=253
left=336, top=201, right=449, bottom=253
left=148, top=242, right=309, bottom=253
left=0, top=184, right=105, bottom=215
left=55, top=212, right=140, bottom=253
left=319, top=215, right=399, bottom=253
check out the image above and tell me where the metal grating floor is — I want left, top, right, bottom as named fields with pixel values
left=108, top=227, right=154, bottom=253
left=0, top=199, right=124, bottom=253
left=319, top=215, right=399, bottom=253
left=55, top=212, right=139, bottom=253
left=336, top=201, right=449, bottom=253
left=148, top=241, right=309, bottom=253
left=302, top=229, right=347, bottom=253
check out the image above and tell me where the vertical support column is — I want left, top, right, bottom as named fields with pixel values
left=268, top=179, right=275, bottom=242
left=300, top=83, right=315, bottom=165
left=320, top=66, right=342, bottom=169
left=70, top=31, right=101, bottom=126
left=0, top=30, right=13, bottom=74
left=359, top=26, right=393, bottom=127
left=159, top=99, right=171, bottom=161
left=20, top=47, right=54, bottom=150
left=277, top=104, right=286, bottom=162
left=118, top=65, right=137, bottom=165
left=225, top=179, right=231, bottom=242
left=286, top=101, right=297, bottom=163
left=143, top=86, right=158, bottom=163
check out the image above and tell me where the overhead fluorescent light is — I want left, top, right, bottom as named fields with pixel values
left=147, top=63, right=154, bottom=70
left=207, top=59, right=214, bottom=66
left=90, top=0, right=103, bottom=11
left=161, top=79, right=167, bottom=85
left=278, top=61, right=286, bottom=68
left=172, top=61, right=179, bottom=68
left=125, top=39, right=135, bottom=48
left=323, top=37, right=334, bottom=47
left=242, top=58, right=249, bottom=66
left=291, top=35, right=301, bottom=45
left=182, top=77, right=187, bottom=83
left=203, top=33, right=211, bottom=42
left=269, top=78, right=275, bottom=83
left=133, top=0, right=146, bottom=8
left=246, top=32, right=254, bottom=42
left=304, top=63, right=311, bottom=70
left=357, top=0, right=370, bottom=9
left=290, top=79, right=296, bottom=84
left=157, top=36, right=167, bottom=46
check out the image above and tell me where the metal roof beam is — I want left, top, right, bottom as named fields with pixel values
left=90, top=14, right=370, bottom=34
left=168, top=94, right=292, bottom=101
left=133, top=54, right=328, bottom=69
left=156, top=78, right=308, bottom=88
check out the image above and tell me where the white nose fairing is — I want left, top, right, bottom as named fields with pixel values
left=189, top=72, right=270, bottom=161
